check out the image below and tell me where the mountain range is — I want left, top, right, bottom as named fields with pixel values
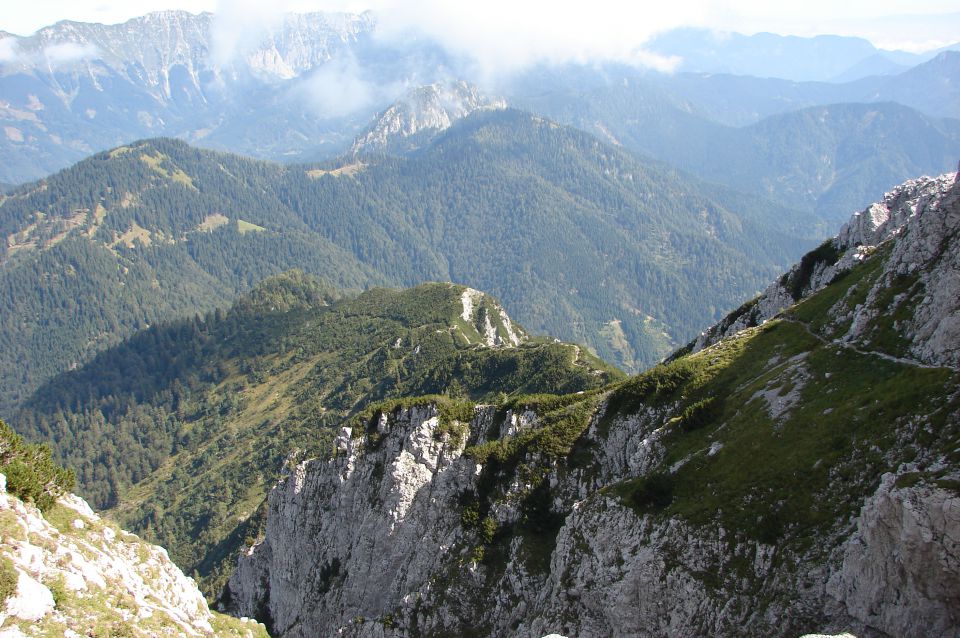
left=504, top=59, right=960, bottom=221
left=4, top=165, right=957, bottom=634
left=645, top=27, right=959, bottom=82
left=221, top=169, right=960, bottom=638
left=1, top=10, right=959, bottom=636
left=2, top=10, right=959, bottom=202
left=0, top=112, right=825, bottom=417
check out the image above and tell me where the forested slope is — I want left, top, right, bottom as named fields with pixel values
left=0, top=140, right=377, bottom=415
left=14, top=273, right=621, bottom=594
left=0, top=111, right=823, bottom=415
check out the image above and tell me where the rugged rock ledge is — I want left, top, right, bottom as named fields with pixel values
left=226, top=172, right=960, bottom=637
left=226, top=400, right=959, bottom=637
left=691, top=169, right=960, bottom=368
left=0, top=475, right=266, bottom=637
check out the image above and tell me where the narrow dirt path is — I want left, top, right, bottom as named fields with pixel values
left=780, top=317, right=951, bottom=371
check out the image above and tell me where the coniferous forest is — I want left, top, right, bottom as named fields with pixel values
left=0, top=112, right=825, bottom=419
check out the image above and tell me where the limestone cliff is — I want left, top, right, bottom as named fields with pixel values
left=350, top=80, right=507, bottom=156
left=226, top=395, right=958, bottom=637
left=226, top=173, right=960, bottom=637
left=0, top=474, right=266, bottom=637
left=690, top=169, right=960, bottom=367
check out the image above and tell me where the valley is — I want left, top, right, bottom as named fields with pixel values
left=0, top=7, right=958, bottom=637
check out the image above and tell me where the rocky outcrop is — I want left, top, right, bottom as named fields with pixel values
left=227, top=171, right=960, bottom=637
left=0, top=474, right=265, bottom=637
left=227, top=405, right=478, bottom=636
left=459, top=286, right=525, bottom=347
left=227, top=396, right=960, bottom=638
left=828, top=474, right=960, bottom=637
left=691, top=170, right=960, bottom=368
left=351, top=80, right=506, bottom=155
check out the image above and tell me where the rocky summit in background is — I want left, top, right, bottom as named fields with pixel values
left=0, top=10, right=392, bottom=181
left=224, top=171, right=960, bottom=637
left=3, top=9, right=958, bottom=199
left=350, top=80, right=506, bottom=156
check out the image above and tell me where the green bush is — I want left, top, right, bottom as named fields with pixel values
left=0, top=555, right=18, bottom=605
left=0, top=419, right=76, bottom=512
left=675, top=397, right=724, bottom=433
left=607, top=362, right=697, bottom=416
left=787, top=239, right=842, bottom=301
left=479, top=516, right=498, bottom=544
left=630, top=473, right=674, bottom=511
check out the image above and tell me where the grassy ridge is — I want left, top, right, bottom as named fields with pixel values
left=14, top=274, right=621, bottom=596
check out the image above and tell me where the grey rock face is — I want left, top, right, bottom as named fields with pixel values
left=350, top=80, right=506, bottom=155
left=828, top=474, right=960, bottom=638
left=228, top=405, right=481, bottom=637
left=691, top=170, right=960, bottom=368
left=0, top=10, right=385, bottom=182
left=225, top=172, right=960, bottom=637
left=0, top=474, right=265, bottom=636
left=2, top=11, right=371, bottom=97
left=227, top=399, right=960, bottom=637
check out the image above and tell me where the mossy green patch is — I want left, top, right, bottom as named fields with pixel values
left=0, top=554, right=17, bottom=605
left=0, top=510, right=25, bottom=542
left=237, top=219, right=266, bottom=234
left=610, top=314, right=958, bottom=553
left=43, top=503, right=83, bottom=535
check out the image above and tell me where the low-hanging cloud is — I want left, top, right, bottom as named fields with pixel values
left=43, top=42, right=100, bottom=66
left=208, top=0, right=695, bottom=78
left=0, top=40, right=101, bottom=69
left=296, top=51, right=407, bottom=118
left=210, top=0, right=287, bottom=66
left=292, top=0, right=960, bottom=69
left=0, top=37, right=19, bottom=63
left=201, top=0, right=960, bottom=83
left=369, top=0, right=695, bottom=77
left=299, top=55, right=375, bottom=117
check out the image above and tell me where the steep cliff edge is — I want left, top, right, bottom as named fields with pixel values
left=0, top=476, right=267, bottom=636
left=690, top=169, right=960, bottom=367
left=226, top=171, right=959, bottom=637
left=226, top=390, right=958, bottom=637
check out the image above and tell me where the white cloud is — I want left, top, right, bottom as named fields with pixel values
left=297, top=53, right=383, bottom=117
left=210, top=0, right=287, bottom=66
left=2, top=0, right=958, bottom=68
left=43, top=42, right=99, bottom=66
left=368, top=0, right=708, bottom=76
left=0, top=37, right=19, bottom=63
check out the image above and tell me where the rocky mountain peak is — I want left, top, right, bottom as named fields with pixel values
left=691, top=168, right=960, bottom=367
left=350, top=80, right=507, bottom=155
left=1, top=9, right=373, bottom=87
left=456, top=285, right=525, bottom=347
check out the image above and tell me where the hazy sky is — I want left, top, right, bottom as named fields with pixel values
left=3, top=1, right=959, bottom=67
